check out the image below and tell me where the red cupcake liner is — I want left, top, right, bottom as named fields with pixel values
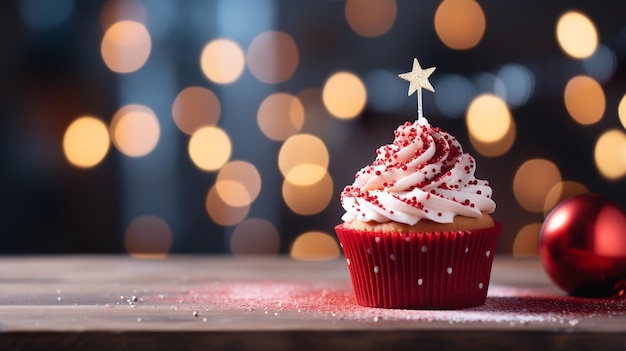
left=335, top=222, right=503, bottom=309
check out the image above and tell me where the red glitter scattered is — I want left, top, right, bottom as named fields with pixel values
left=142, top=283, right=626, bottom=325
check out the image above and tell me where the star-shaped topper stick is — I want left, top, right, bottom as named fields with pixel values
left=398, top=58, right=436, bottom=121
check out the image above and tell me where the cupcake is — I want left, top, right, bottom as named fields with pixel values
left=335, top=58, right=502, bottom=309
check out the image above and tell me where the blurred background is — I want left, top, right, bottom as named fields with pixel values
left=1, top=0, right=626, bottom=259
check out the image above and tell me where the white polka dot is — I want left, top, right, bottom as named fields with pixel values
left=446, top=267, right=453, bottom=274
left=465, top=247, right=469, bottom=253
left=366, top=248, right=371, bottom=254
left=478, top=282, right=484, bottom=289
left=340, top=242, right=343, bottom=248
left=373, top=266, right=380, bottom=273
left=389, top=254, right=395, bottom=261
left=346, top=258, right=350, bottom=265
left=421, top=245, right=428, bottom=253
left=405, top=237, right=410, bottom=242
left=486, top=250, right=491, bottom=257
left=418, top=278, right=423, bottom=285
left=375, top=237, right=380, bottom=243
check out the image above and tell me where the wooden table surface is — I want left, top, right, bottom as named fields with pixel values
left=0, top=255, right=624, bottom=350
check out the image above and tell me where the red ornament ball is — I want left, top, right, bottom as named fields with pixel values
left=539, top=193, right=626, bottom=297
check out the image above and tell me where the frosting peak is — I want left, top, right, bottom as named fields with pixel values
left=340, top=117, right=495, bottom=225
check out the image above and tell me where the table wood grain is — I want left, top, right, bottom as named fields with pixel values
left=0, top=255, right=624, bottom=350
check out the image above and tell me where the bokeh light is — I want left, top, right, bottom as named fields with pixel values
left=247, top=31, right=299, bottom=84
left=283, top=171, right=334, bottom=215
left=594, top=129, right=626, bottom=180
left=124, top=215, right=173, bottom=259
left=200, top=39, right=245, bottom=84
left=512, top=223, right=541, bottom=257
left=172, top=86, right=221, bottom=135
left=345, top=0, right=397, bottom=38
left=19, top=0, right=75, bottom=30
left=466, top=94, right=512, bottom=143
left=63, top=116, right=110, bottom=169
left=278, top=134, right=329, bottom=185
left=583, top=45, right=617, bottom=83
left=205, top=186, right=250, bottom=226
left=10, top=1, right=626, bottom=259
left=497, top=63, right=535, bottom=107
left=100, top=0, right=146, bottom=31
left=230, top=218, right=280, bottom=255
left=564, top=75, right=605, bottom=125
left=188, top=126, right=232, bottom=171
left=513, top=158, right=562, bottom=212
left=365, top=69, right=406, bottom=113
left=322, top=71, right=367, bottom=119
left=101, top=20, right=151, bottom=73
left=468, top=117, right=516, bottom=157
left=110, top=104, right=160, bottom=157
left=543, top=180, right=588, bottom=216
left=556, top=11, right=598, bottom=59
left=434, top=74, right=474, bottom=118
left=473, top=72, right=506, bottom=97
left=257, top=93, right=305, bottom=141
left=434, top=0, right=486, bottom=50
left=290, top=231, right=340, bottom=261
left=618, top=94, right=626, bottom=130
left=215, top=161, right=261, bottom=207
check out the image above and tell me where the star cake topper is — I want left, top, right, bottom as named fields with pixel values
left=398, top=58, right=436, bottom=119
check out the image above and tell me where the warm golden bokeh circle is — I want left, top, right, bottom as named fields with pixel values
left=63, top=116, right=110, bottom=168
left=200, top=39, right=245, bottom=84
left=172, top=86, right=221, bottom=135
left=513, top=158, right=562, bottom=212
left=512, top=223, right=542, bottom=257
left=556, top=11, right=598, bottom=59
left=215, top=161, right=262, bottom=207
left=188, top=126, right=231, bottom=171
left=564, top=75, right=605, bottom=125
left=285, top=164, right=328, bottom=187
left=283, top=171, right=334, bottom=215
left=101, top=20, right=151, bottom=73
left=466, top=94, right=512, bottom=143
left=278, top=134, right=329, bottom=181
left=110, top=104, right=160, bottom=157
left=247, top=31, right=299, bottom=84
left=230, top=218, right=280, bottom=255
left=322, top=71, right=367, bottom=119
left=290, top=231, right=340, bottom=261
left=345, top=0, right=397, bottom=38
left=124, top=215, right=173, bottom=259
left=205, top=186, right=250, bottom=226
left=469, top=118, right=516, bottom=157
left=257, top=93, right=305, bottom=141
left=434, top=0, right=486, bottom=50
left=594, top=129, right=626, bottom=180
left=619, top=94, right=626, bottom=130
left=543, top=180, right=588, bottom=216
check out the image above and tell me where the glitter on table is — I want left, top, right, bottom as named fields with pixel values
left=0, top=256, right=624, bottom=351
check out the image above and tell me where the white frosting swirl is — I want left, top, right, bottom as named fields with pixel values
left=340, top=117, right=495, bottom=225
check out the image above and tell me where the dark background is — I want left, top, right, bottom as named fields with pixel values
left=1, top=0, right=626, bottom=255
